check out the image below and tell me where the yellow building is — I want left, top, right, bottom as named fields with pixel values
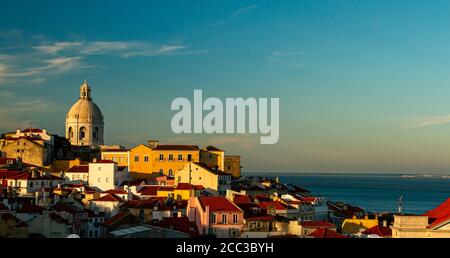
left=51, top=158, right=82, bottom=174
left=101, top=149, right=130, bottom=167
left=150, top=144, right=200, bottom=177
left=175, top=162, right=231, bottom=196
left=341, top=215, right=379, bottom=235
left=199, top=146, right=224, bottom=171
left=129, top=144, right=153, bottom=176
left=127, top=140, right=227, bottom=179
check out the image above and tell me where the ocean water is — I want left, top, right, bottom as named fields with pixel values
left=250, top=173, right=450, bottom=215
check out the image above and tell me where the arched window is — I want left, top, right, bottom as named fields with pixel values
left=94, top=127, right=99, bottom=139
left=79, top=127, right=86, bottom=140
left=159, top=169, right=163, bottom=175
left=168, top=169, right=173, bottom=177
left=68, top=127, right=73, bottom=139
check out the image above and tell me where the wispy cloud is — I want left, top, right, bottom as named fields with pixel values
left=0, top=34, right=205, bottom=85
left=33, top=41, right=83, bottom=54
left=209, top=4, right=259, bottom=27
left=232, top=4, right=258, bottom=17
left=0, top=99, right=58, bottom=131
left=406, top=115, right=450, bottom=129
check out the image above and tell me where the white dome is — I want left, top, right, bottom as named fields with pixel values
left=65, top=80, right=105, bottom=146
left=66, top=98, right=104, bottom=123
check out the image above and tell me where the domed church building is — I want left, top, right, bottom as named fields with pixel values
left=65, top=80, right=104, bottom=146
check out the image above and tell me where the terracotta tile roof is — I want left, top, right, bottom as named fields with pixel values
left=153, top=217, right=198, bottom=237
left=176, top=183, right=201, bottom=190
left=362, top=225, right=392, bottom=237
left=0, top=171, right=25, bottom=179
left=153, top=145, right=199, bottom=151
left=257, top=201, right=288, bottom=211
left=103, top=210, right=131, bottom=226
left=66, top=165, right=89, bottom=173
left=122, top=199, right=161, bottom=209
left=138, top=185, right=161, bottom=196
left=300, top=221, right=335, bottom=228
left=308, top=228, right=348, bottom=238
left=93, top=160, right=117, bottom=164
left=90, top=193, right=124, bottom=202
left=103, top=189, right=128, bottom=195
left=424, top=198, right=450, bottom=229
left=233, top=195, right=251, bottom=204
left=22, top=128, right=43, bottom=133
left=198, top=197, right=242, bottom=212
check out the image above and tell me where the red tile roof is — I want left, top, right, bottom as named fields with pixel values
left=176, top=183, right=202, bottom=190
left=362, top=225, right=392, bottom=237
left=66, top=165, right=89, bottom=173
left=122, top=199, right=161, bottom=209
left=103, top=210, right=131, bottom=226
left=22, top=128, right=43, bottom=133
left=308, top=228, right=348, bottom=238
left=198, top=197, right=242, bottom=212
left=233, top=195, right=251, bottom=204
left=424, top=198, right=450, bottom=229
left=153, top=145, right=199, bottom=151
left=90, top=193, right=124, bottom=202
left=93, top=160, right=117, bottom=164
left=138, top=185, right=161, bottom=196
left=103, top=189, right=128, bottom=195
left=257, top=201, right=287, bottom=211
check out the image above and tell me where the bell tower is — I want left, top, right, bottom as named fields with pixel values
left=80, top=80, right=92, bottom=100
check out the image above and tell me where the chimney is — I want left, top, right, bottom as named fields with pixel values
left=148, top=140, right=159, bottom=149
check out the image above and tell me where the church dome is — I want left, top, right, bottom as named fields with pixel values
left=65, top=80, right=105, bottom=146
left=66, top=99, right=104, bottom=123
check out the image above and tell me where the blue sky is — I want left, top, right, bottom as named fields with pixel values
left=3, top=0, right=450, bottom=173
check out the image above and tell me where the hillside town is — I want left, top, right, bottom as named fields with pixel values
left=1, top=81, right=450, bottom=238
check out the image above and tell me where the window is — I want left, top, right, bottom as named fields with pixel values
left=106, top=178, right=109, bottom=182
left=169, top=154, right=174, bottom=161
left=79, top=127, right=86, bottom=140
left=134, top=155, right=139, bottom=162
left=144, top=156, right=149, bottom=162
left=222, top=214, right=227, bottom=224
left=159, top=154, right=164, bottom=161
left=233, top=214, right=238, bottom=224
left=98, top=178, right=101, bottom=183
left=211, top=214, right=216, bottom=223
left=29, top=182, right=33, bottom=187
left=178, top=154, right=183, bottom=161
left=94, top=127, right=99, bottom=140
left=98, top=167, right=101, bottom=171
left=18, top=181, right=21, bottom=187
left=159, top=169, right=163, bottom=175
left=168, top=169, right=173, bottom=177
left=89, top=231, right=93, bottom=237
